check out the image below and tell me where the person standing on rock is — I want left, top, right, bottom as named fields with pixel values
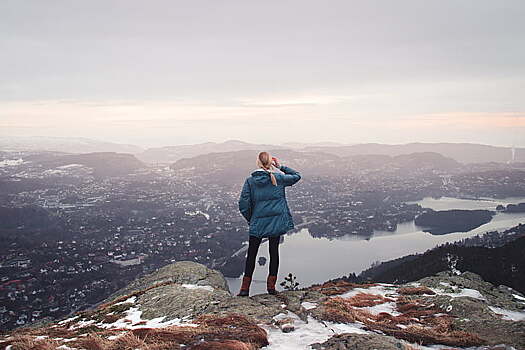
left=237, top=151, right=301, bottom=296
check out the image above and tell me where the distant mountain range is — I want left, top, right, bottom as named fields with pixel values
left=2, top=137, right=523, bottom=164
left=144, top=141, right=523, bottom=164
left=302, top=142, right=524, bottom=164
left=137, top=140, right=282, bottom=163
left=170, top=149, right=460, bottom=185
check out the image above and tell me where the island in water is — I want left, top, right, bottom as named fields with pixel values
left=497, top=202, right=525, bottom=213
left=415, top=209, right=494, bottom=235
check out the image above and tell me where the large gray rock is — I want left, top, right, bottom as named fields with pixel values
left=107, top=261, right=230, bottom=299
left=206, top=294, right=284, bottom=322
left=137, top=282, right=232, bottom=320
left=100, top=261, right=291, bottom=323
left=416, top=271, right=525, bottom=311
left=98, top=261, right=233, bottom=321
left=310, top=333, right=408, bottom=350
left=410, top=272, right=525, bottom=349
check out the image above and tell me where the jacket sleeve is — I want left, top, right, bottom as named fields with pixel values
left=238, top=179, right=252, bottom=223
left=279, top=165, right=301, bottom=187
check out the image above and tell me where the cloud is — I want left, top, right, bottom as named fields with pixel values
left=395, top=112, right=525, bottom=129
left=1, top=99, right=523, bottom=147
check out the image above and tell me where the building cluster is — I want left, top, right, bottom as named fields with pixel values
left=1, top=153, right=524, bottom=330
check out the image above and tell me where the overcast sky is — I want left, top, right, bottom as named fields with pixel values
left=1, top=0, right=524, bottom=147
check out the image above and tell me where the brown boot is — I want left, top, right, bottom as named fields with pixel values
left=267, top=275, right=278, bottom=295
left=237, top=276, right=251, bottom=297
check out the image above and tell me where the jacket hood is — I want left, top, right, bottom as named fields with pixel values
left=251, top=169, right=272, bottom=186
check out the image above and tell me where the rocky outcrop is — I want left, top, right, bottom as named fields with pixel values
left=416, top=271, right=525, bottom=311
left=310, top=333, right=410, bottom=350
left=2, top=262, right=524, bottom=350
left=415, top=271, right=525, bottom=349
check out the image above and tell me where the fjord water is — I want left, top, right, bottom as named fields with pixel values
left=227, top=196, right=525, bottom=295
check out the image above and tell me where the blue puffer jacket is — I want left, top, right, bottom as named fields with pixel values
left=238, top=165, right=301, bottom=237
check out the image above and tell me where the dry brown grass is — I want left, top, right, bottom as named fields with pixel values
left=190, top=340, right=257, bottom=349
left=309, top=281, right=378, bottom=296
left=403, top=345, right=420, bottom=350
left=0, top=334, right=61, bottom=350
left=2, top=313, right=268, bottom=350
left=403, top=343, right=460, bottom=350
left=321, top=297, right=377, bottom=324
left=194, top=314, right=269, bottom=346
left=6, top=325, right=80, bottom=339
left=395, top=296, right=441, bottom=318
left=101, top=314, right=122, bottom=324
left=370, top=323, right=484, bottom=347
left=398, top=286, right=436, bottom=295
left=320, top=296, right=484, bottom=347
left=345, top=292, right=395, bottom=307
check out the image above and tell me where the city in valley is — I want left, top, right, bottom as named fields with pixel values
left=1, top=143, right=524, bottom=331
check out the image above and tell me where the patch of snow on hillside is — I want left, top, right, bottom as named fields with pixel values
left=512, top=293, right=525, bottom=302
left=363, top=301, right=401, bottom=316
left=262, top=312, right=366, bottom=350
left=69, top=319, right=95, bottom=330
left=301, top=301, right=317, bottom=310
left=99, top=307, right=196, bottom=329
left=58, top=316, right=79, bottom=324
left=340, top=284, right=397, bottom=299
left=182, top=284, right=214, bottom=292
left=488, top=306, right=525, bottom=321
left=114, top=296, right=136, bottom=305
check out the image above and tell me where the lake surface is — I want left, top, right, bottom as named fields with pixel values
left=226, top=196, right=525, bottom=295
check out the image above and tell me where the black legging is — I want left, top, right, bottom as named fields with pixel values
left=244, top=235, right=280, bottom=278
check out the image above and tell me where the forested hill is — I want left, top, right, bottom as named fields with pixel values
left=360, top=235, right=525, bottom=294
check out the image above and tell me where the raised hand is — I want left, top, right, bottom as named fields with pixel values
left=271, top=157, right=280, bottom=168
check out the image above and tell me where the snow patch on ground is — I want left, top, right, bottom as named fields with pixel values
left=114, top=296, right=136, bottom=305
left=512, top=293, right=525, bottom=302
left=300, top=302, right=317, bottom=310
left=58, top=316, right=79, bottom=324
left=489, top=306, right=525, bottom=321
left=69, top=319, right=95, bottom=330
left=262, top=312, right=366, bottom=350
left=182, top=284, right=214, bottom=292
left=98, top=307, right=196, bottom=329
left=362, top=301, right=401, bottom=316
left=339, top=284, right=398, bottom=299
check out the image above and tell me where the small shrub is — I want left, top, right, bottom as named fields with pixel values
left=280, top=273, right=300, bottom=291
